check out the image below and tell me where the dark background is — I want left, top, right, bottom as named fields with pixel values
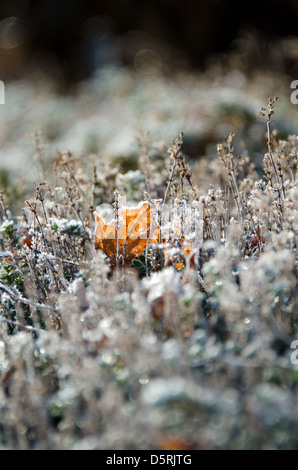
left=1, top=0, right=298, bottom=84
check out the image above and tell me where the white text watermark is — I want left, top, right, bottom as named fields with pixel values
left=290, top=80, right=298, bottom=105
left=94, top=198, right=203, bottom=243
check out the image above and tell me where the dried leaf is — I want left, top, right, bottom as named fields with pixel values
left=94, top=200, right=193, bottom=270
left=94, top=202, right=160, bottom=267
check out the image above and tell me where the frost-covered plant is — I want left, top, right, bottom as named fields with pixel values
left=0, top=94, right=297, bottom=450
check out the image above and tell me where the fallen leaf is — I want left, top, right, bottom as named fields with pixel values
left=94, top=202, right=160, bottom=267
left=94, top=200, right=194, bottom=270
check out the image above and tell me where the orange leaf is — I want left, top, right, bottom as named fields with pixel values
left=94, top=201, right=194, bottom=270
left=94, top=202, right=160, bottom=267
left=159, top=436, right=195, bottom=450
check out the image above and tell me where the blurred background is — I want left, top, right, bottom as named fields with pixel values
left=0, top=0, right=298, bottom=207
left=1, top=0, right=298, bottom=84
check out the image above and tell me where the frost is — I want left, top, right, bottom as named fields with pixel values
left=142, top=267, right=184, bottom=303
left=0, top=76, right=297, bottom=450
left=0, top=220, right=13, bottom=233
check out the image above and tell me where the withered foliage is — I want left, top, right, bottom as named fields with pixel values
left=0, top=95, right=297, bottom=450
